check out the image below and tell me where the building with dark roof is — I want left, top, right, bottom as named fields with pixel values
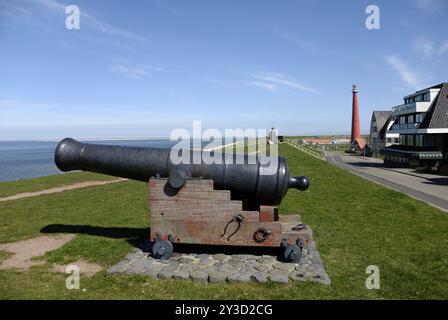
left=368, top=111, right=399, bottom=156
left=380, top=82, right=448, bottom=170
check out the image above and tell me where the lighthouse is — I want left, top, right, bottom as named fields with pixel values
left=351, top=84, right=361, bottom=143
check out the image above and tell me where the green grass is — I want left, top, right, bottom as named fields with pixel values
left=0, top=144, right=447, bottom=299
left=0, top=172, right=116, bottom=198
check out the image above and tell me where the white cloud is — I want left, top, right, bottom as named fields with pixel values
left=2, top=0, right=147, bottom=42
left=414, top=0, right=444, bottom=11
left=200, top=78, right=239, bottom=88
left=414, top=38, right=434, bottom=59
left=248, top=81, right=277, bottom=92
left=438, top=40, right=448, bottom=55
left=110, top=63, right=161, bottom=79
left=414, top=37, right=448, bottom=57
left=414, top=0, right=444, bottom=12
left=82, top=11, right=147, bottom=42
left=250, top=72, right=317, bottom=93
left=385, top=55, right=423, bottom=89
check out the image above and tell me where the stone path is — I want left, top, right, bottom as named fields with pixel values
left=107, top=241, right=330, bottom=285
left=0, top=179, right=126, bottom=202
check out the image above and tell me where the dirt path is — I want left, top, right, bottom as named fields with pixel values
left=0, top=235, right=103, bottom=276
left=0, top=234, right=75, bottom=270
left=0, top=179, right=127, bottom=202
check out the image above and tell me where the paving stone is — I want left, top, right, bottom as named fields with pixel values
left=125, top=252, right=143, bottom=261
left=232, top=254, right=254, bottom=260
left=177, top=257, right=195, bottom=264
left=254, top=264, right=271, bottom=272
left=227, top=258, right=245, bottom=268
left=158, top=268, right=174, bottom=279
left=213, top=261, right=226, bottom=268
left=227, top=272, right=251, bottom=283
left=295, top=264, right=306, bottom=271
left=237, top=273, right=252, bottom=283
left=199, top=258, right=213, bottom=265
left=270, top=271, right=289, bottom=284
left=201, top=265, right=218, bottom=273
left=273, top=263, right=295, bottom=272
left=256, top=257, right=276, bottom=265
left=240, top=266, right=257, bottom=274
left=129, top=259, right=150, bottom=273
left=167, top=261, right=180, bottom=271
left=209, top=271, right=228, bottom=283
left=190, top=270, right=209, bottom=283
left=218, top=264, right=240, bottom=274
left=173, top=271, right=190, bottom=280
left=246, top=260, right=260, bottom=268
left=252, top=272, right=269, bottom=283
left=107, top=260, right=130, bottom=275
left=179, top=263, right=197, bottom=273
left=212, top=254, right=228, bottom=261
left=143, top=268, right=162, bottom=278
left=132, top=247, right=144, bottom=254
left=289, top=271, right=306, bottom=282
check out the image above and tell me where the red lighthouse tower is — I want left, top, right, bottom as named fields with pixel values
left=351, top=84, right=361, bottom=143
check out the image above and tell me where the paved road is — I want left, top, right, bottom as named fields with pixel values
left=325, top=152, right=448, bottom=213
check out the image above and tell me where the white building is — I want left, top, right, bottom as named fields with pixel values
left=380, top=83, right=448, bottom=169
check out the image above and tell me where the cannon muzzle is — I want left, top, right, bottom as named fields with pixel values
left=55, top=137, right=309, bottom=206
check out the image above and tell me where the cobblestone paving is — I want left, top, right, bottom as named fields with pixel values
left=108, top=240, right=330, bottom=285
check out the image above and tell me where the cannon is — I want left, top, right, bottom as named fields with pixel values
left=55, top=138, right=312, bottom=261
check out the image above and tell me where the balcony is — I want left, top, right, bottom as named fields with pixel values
left=390, top=123, right=419, bottom=132
left=391, top=101, right=431, bottom=116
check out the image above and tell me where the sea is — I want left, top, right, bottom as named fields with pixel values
left=0, top=139, right=183, bottom=182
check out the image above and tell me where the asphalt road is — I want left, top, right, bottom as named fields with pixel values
left=325, top=152, right=448, bottom=213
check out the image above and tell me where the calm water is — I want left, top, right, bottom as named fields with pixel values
left=0, top=139, right=180, bottom=182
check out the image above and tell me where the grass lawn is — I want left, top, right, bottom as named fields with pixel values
left=0, top=144, right=447, bottom=299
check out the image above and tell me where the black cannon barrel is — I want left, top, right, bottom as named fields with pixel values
left=55, top=138, right=309, bottom=206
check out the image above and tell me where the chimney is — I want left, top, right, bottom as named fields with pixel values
left=351, top=84, right=361, bottom=143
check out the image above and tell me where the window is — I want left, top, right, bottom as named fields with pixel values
left=408, top=115, right=414, bottom=124
left=399, top=135, right=405, bottom=145
left=400, top=117, right=406, bottom=124
left=387, top=138, right=392, bottom=143
left=394, top=138, right=399, bottom=143
left=416, top=113, right=423, bottom=123
left=407, top=135, right=414, bottom=146
left=415, top=135, right=423, bottom=147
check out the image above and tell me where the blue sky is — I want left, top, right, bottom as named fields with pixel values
left=0, top=0, right=447, bottom=139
